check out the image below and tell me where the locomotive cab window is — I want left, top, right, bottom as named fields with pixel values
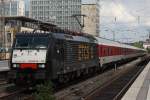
left=15, top=37, right=32, bottom=48
left=14, top=37, right=49, bottom=49
left=32, top=37, right=49, bottom=48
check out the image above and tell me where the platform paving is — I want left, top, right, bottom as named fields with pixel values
left=122, top=62, right=150, bottom=100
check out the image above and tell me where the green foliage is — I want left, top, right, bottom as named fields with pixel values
left=146, top=48, right=150, bottom=53
left=132, top=41, right=144, bottom=48
left=33, top=81, right=55, bottom=100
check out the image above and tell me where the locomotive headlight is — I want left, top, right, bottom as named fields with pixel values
left=12, top=64, right=19, bottom=68
left=38, top=64, right=45, bottom=68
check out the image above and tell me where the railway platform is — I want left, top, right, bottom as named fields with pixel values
left=122, top=61, right=150, bottom=100
left=0, top=60, right=9, bottom=72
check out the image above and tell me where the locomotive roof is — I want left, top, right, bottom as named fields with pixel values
left=15, top=32, right=96, bottom=43
left=52, top=33, right=96, bottom=43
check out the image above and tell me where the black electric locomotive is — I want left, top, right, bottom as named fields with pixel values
left=8, top=32, right=99, bottom=85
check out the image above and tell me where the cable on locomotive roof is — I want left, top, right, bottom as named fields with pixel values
left=48, top=26, right=90, bottom=37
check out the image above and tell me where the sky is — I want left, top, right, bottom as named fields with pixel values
left=83, top=0, right=150, bottom=43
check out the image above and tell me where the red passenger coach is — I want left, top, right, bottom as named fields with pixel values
left=96, top=37, right=146, bottom=66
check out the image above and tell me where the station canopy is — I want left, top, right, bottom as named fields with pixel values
left=0, top=16, right=94, bottom=38
left=0, top=16, right=57, bottom=31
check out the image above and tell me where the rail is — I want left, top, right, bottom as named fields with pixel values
left=84, top=57, right=150, bottom=100
left=0, top=87, right=26, bottom=100
left=54, top=57, right=147, bottom=100
left=113, top=65, right=145, bottom=100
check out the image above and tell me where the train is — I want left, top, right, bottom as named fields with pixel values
left=8, top=32, right=146, bottom=85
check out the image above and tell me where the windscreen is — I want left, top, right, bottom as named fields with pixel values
left=14, top=36, right=49, bottom=49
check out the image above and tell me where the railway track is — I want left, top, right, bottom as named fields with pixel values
left=0, top=81, right=7, bottom=86
left=54, top=58, right=139, bottom=92
left=54, top=56, right=149, bottom=100
left=0, top=87, right=27, bottom=100
left=84, top=58, right=150, bottom=100
left=0, top=78, right=28, bottom=100
left=0, top=71, right=8, bottom=80
left=0, top=57, right=147, bottom=100
left=16, top=58, right=142, bottom=100
left=0, top=83, right=14, bottom=92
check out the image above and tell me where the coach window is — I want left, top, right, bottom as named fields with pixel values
left=106, top=48, right=108, bottom=56
left=109, top=48, right=111, bottom=56
left=123, top=48, right=125, bottom=54
left=121, top=48, right=122, bottom=54
left=116, top=47, right=118, bottom=55
left=103, top=48, right=105, bottom=56
left=108, top=48, right=110, bottom=56
left=107, top=48, right=109, bottom=56
left=112, top=48, right=113, bottom=55
left=105, top=48, right=107, bottom=56
left=114, top=47, right=116, bottom=55
left=100, top=46, right=102, bottom=56
left=104, top=48, right=106, bottom=56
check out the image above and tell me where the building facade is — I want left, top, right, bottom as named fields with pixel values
left=0, top=16, right=56, bottom=59
left=81, top=3, right=100, bottom=36
left=2, top=16, right=56, bottom=49
left=0, top=0, right=25, bottom=16
left=143, top=38, right=150, bottom=49
left=0, top=0, right=25, bottom=48
left=30, top=0, right=82, bottom=31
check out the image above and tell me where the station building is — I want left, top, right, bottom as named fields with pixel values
left=143, top=35, right=150, bottom=49
left=0, top=16, right=56, bottom=59
left=81, top=3, right=100, bottom=36
left=30, top=0, right=82, bottom=32
left=0, top=0, right=25, bottom=16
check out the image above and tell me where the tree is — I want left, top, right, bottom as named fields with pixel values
left=132, top=41, right=144, bottom=48
left=146, top=48, right=150, bottom=53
